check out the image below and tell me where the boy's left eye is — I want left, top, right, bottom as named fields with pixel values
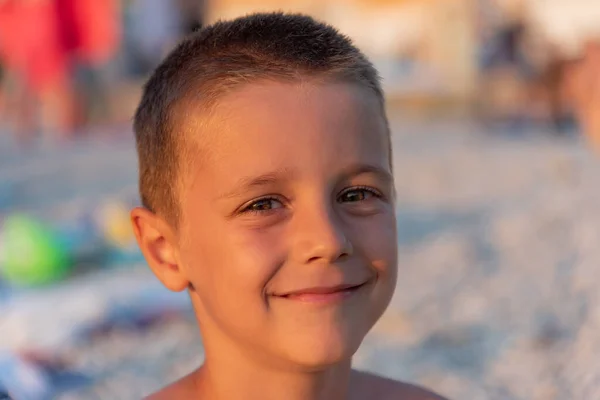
left=338, top=187, right=380, bottom=203
left=241, top=197, right=284, bottom=214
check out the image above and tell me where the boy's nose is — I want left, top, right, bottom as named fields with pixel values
left=290, top=206, right=353, bottom=265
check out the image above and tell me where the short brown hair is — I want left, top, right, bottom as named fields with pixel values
left=133, top=12, right=385, bottom=224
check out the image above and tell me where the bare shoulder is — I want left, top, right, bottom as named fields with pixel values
left=351, top=370, right=449, bottom=400
left=143, top=372, right=198, bottom=400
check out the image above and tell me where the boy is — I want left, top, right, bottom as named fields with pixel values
left=131, top=12, right=447, bottom=400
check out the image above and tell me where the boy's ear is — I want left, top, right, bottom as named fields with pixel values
left=130, top=207, right=189, bottom=292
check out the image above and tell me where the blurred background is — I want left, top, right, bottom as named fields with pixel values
left=1, top=0, right=600, bottom=399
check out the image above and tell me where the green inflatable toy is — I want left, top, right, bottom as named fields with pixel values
left=0, top=214, right=72, bottom=286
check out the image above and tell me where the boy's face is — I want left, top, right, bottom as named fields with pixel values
left=170, top=81, right=395, bottom=368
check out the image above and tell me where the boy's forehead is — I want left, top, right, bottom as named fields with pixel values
left=219, top=80, right=382, bottom=119
left=186, top=81, right=385, bottom=143
left=179, top=80, right=389, bottom=176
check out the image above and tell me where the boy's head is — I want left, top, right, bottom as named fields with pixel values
left=132, top=12, right=397, bottom=370
left=133, top=12, right=386, bottom=224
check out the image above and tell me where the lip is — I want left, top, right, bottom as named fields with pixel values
left=273, top=282, right=367, bottom=304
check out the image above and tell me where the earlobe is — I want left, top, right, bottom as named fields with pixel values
left=130, top=207, right=189, bottom=292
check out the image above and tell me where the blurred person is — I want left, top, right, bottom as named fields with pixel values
left=55, top=0, right=121, bottom=130
left=480, top=21, right=529, bottom=70
left=128, top=0, right=185, bottom=76
left=0, top=0, right=120, bottom=144
left=477, top=19, right=543, bottom=129
left=478, top=18, right=585, bottom=134
left=0, top=0, right=74, bottom=144
left=524, top=0, right=600, bottom=141
left=564, top=40, right=600, bottom=150
left=130, top=12, right=447, bottom=400
left=537, top=48, right=574, bottom=134
left=0, top=60, right=5, bottom=124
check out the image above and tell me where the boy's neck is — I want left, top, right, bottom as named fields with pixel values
left=193, top=343, right=353, bottom=400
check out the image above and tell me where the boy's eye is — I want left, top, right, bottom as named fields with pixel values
left=338, top=187, right=380, bottom=203
left=242, top=198, right=283, bottom=213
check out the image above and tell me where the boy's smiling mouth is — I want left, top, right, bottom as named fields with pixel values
left=272, top=282, right=369, bottom=304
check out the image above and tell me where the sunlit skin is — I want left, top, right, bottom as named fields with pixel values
left=131, top=81, right=446, bottom=399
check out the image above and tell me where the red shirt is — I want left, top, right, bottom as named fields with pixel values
left=55, top=0, right=120, bottom=64
left=0, top=0, right=68, bottom=92
left=0, top=0, right=120, bottom=92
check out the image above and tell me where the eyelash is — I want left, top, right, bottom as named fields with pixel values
left=240, top=196, right=284, bottom=215
left=239, top=186, right=383, bottom=215
left=337, top=186, right=383, bottom=202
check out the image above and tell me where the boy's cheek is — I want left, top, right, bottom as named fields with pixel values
left=351, top=216, right=397, bottom=257
left=183, top=227, right=287, bottom=289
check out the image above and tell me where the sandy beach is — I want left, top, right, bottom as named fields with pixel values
left=2, top=116, right=600, bottom=399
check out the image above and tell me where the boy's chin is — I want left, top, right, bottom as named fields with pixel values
left=277, top=330, right=365, bottom=370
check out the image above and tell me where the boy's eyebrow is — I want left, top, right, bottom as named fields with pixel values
left=337, top=163, right=393, bottom=185
left=218, top=169, right=295, bottom=199
left=219, top=164, right=392, bottom=200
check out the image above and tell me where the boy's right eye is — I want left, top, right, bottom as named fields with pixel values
left=241, top=197, right=284, bottom=214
